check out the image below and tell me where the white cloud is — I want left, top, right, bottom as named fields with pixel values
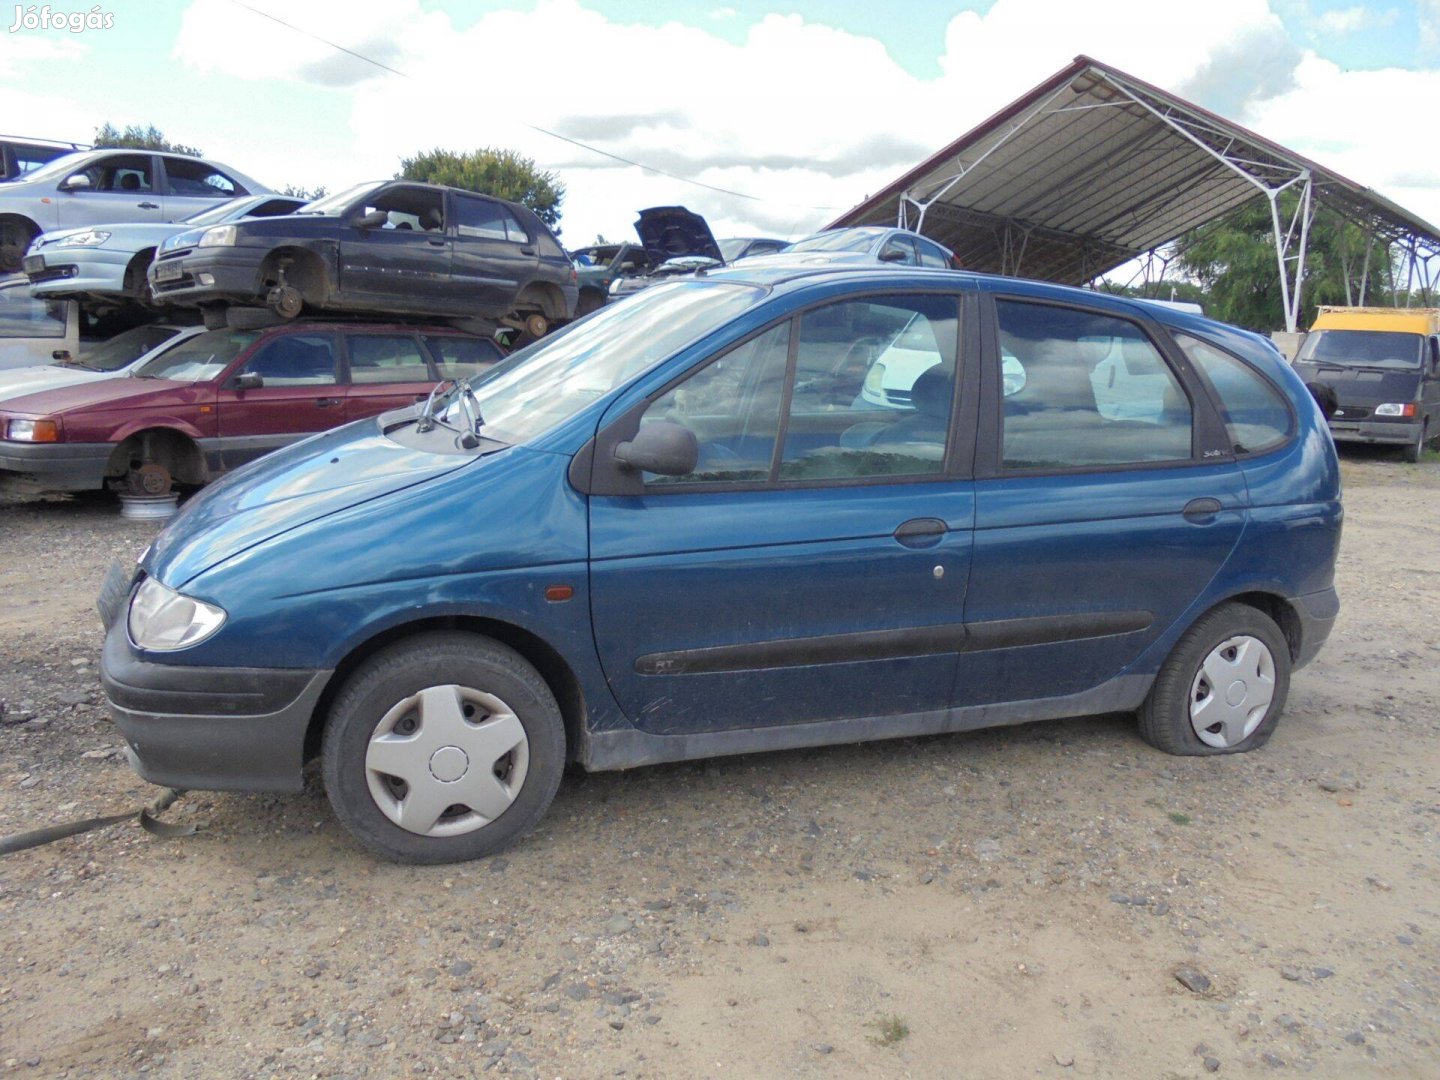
left=0, top=31, right=87, bottom=75
left=162, top=0, right=1438, bottom=247
left=1317, top=6, right=1370, bottom=33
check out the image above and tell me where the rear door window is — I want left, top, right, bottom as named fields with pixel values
left=346, top=335, right=433, bottom=385
left=164, top=159, right=239, bottom=197
left=452, top=195, right=512, bottom=241
left=425, top=335, right=505, bottom=380
left=996, top=300, right=1192, bottom=470
left=916, top=238, right=951, bottom=268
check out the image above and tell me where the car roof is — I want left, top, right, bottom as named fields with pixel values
left=699, top=263, right=1257, bottom=346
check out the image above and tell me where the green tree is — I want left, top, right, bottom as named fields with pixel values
left=93, top=123, right=202, bottom=157
left=1176, top=196, right=1398, bottom=331
left=397, top=147, right=564, bottom=231
left=280, top=184, right=328, bottom=201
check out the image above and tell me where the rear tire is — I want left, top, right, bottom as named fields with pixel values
left=322, top=633, right=566, bottom=864
left=1138, top=603, right=1291, bottom=756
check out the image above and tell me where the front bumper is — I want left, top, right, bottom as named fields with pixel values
left=148, top=249, right=262, bottom=304
left=0, top=440, right=113, bottom=493
left=1327, top=418, right=1419, bottom=446
left=26, top=248, right=132, bottom=296
left=100, top=612, right=331, bottom=792
left=1291, top=586, right=1339, bottom=669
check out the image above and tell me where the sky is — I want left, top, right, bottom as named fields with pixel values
left=0, top=0, right=1434, bottom=252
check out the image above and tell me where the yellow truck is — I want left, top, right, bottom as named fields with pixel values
left=1294, top=307, right=1440, bottom=461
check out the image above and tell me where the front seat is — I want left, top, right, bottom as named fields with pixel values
left=877, top=365, right=953, bottom=445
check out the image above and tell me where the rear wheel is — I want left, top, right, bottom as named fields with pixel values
left=322, top=633, right=566, bottom=864
left=1138, top=603, right=1291, bottom=756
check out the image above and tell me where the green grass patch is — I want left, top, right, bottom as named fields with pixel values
left=871, top=1014, right=910, bottom=1047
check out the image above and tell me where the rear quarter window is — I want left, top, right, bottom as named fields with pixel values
left=1174, top=333, right=1292, bottom=454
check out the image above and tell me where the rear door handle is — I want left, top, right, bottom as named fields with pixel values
left=894, top=517, right=947, bottom=548
left=427, top=238, right=446, bottom=246
left=314, top=397, right=342, bottom=407
left=520, top=247, right=536, bottom=256
left=1183, top=497, right=1223, bottom=521
left=137, top=201, right=159, bottom=209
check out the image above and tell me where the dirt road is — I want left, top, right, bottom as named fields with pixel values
left=1, top=454, right=1437, bottom=1078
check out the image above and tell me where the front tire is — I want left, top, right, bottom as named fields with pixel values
left=1138, top=603, right=1291, bottom=756
left=1402, top=420, right=1427, bottom=463
left=321, top=633, right=565, bottom=864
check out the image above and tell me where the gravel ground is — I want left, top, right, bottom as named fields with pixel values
left=0, top=452, right=1437, bottom=1079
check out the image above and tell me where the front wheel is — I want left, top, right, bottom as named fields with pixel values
left=321, top=633, right=565, bottom=864
left=1138, top=603, right=1291, bottom=756
left=1402, top=420, right=1427, bottom=463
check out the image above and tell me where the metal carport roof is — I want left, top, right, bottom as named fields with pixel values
left=828, top=56, right=1440, bottom=331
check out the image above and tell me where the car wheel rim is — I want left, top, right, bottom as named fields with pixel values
left=1188, top=634, right=1276, bottom=749
left=364, top=684, right=529, bottom=838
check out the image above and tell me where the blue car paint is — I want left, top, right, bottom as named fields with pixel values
left=119, top=265, right=1341, bottom=791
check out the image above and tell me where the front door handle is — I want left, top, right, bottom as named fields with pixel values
left=1183, top=497, right=1223, bottom=521
left=894, top=517, right=947, bottom=548
left=520, top=246, right=536, bottom=256
left=427, top=238, right=446, bottom=246
left=137, top=201, right=160, bottom=209
left=314, top=397, right=342, bottom=408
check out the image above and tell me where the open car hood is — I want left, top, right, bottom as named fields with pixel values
left=633, top=206, right=724, bottom=265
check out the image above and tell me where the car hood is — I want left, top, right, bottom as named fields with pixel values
left=146, top=420, right=476, bottom=588
left=633, top=206, right=724, bottom=265
left=1292, top=362, right=1421, bottom=408
left=0, top=374, right=192, bottom=417
left=0, top=363, right=105, bottom=404
left=34, top=222, right=182, bottom=251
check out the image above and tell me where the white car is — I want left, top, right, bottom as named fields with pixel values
left=0, top=322, right=203, bottom=401
left=0, top=148, right=270, bottom=273
left=0, top=277, right=78, bottom=370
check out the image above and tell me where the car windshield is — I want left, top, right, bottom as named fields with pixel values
left=133, top=329, right=258, bottom=381
left=184, top=198, right=252, bottom=226
left=786, top=229, right=880, bottom=254
left=296, top=182, right=385, bottom=216
left=440, top=281, right=766, bottom=444
left=71, top=325, right=181, bottom=372
left=13, top=150, right=93, bottom=185
left=0, top=286, right=67, bottom=339
left=1297, top=329, right=1424, bottom=369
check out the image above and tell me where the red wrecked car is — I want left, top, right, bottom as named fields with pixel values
left=0, top=321, right=503, bottom=496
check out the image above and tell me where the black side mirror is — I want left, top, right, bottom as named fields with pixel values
left=354, top=209, right=388, bottom=229
left=878, top=248, right=908, bottom=263
left=232, top=371, right=264, bottom=390
left=615, top=421, right=698, bottom=477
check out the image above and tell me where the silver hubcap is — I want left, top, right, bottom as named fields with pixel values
left=365, top=685, right=529, bottom=837
left=1189, top=635, right=1275, bottom=748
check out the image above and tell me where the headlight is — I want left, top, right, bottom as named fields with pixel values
left=863, top=362, right=887, bottom=397
left=127, top=577, right=227, bottom=651
left=197, top=225, right=237, bottom=248
left=5, top=419, right=59, bottom=442
left=1373, top=403, right=1416, bottom=417
left=53, top=230, right=110, bottom=248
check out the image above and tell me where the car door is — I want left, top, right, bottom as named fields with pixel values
left=157, top=157, right=245, bottom=220
left=214, top=331, right=343, bottom=468
left=55, top=153, right=164, bottom=227
left=954, top=292, right=1247, bottom=708
left=343, top=332, right=441, bottom=422
left=449, top=192, right=535, bottom=313
left=587, top=291, right=978, bottom=736
left=337, top=184, right=451, bottom=306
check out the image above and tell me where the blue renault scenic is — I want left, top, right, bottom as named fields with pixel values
left=99, top=266, right=1342, bottom=863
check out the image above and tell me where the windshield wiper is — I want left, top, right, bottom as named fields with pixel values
left=416, top=379, right=485, bottom=447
